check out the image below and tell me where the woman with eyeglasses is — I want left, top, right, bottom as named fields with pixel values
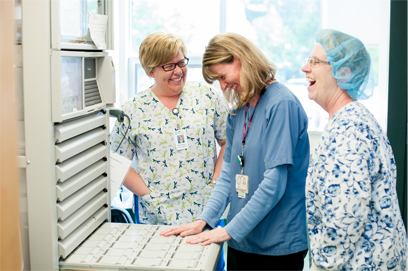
left=161, top=32, right=310, bottom=271
left=302, top=29, right=407, bottom=270
left=110, top=32, right=228, bottom=226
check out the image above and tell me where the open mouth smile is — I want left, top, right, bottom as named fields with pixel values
left=171, top=77, right=183, bottom=82
left=226, top=84, right=238, bottom=91
left=306, top=78, right=316, bottom=86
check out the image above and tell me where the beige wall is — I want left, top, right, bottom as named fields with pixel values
left=0, top=0, right=23, bottom=270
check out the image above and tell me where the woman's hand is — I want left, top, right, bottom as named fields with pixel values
left=186, top=228, right=231, bottom=246
left=160, top=219, right=207, bottom=237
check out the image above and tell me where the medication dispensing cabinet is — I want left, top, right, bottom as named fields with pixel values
left=20, top=1, right=222, bottom=270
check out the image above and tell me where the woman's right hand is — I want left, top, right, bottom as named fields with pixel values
left=160, top=219, right=207, bottom=237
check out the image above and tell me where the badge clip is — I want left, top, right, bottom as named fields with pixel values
left=237, top=155, right=244, bottom=166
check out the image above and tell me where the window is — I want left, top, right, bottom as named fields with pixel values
left=321, top=0, right=389, bottom=132
left=114, top=0, right=389, bottom=133
left=127, top=0, right=221, bottom=95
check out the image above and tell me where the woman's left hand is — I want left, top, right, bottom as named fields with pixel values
left=186, top=228, right=231, bottom=246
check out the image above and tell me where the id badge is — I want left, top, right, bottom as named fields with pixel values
left=174, top=129, right=188, bottom=150
left=235, top=174, right=249, bottom=195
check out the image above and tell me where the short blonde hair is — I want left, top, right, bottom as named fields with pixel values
left=203, top=33, right=277, bottom=109
left=139, top=31, right=187, bottom=76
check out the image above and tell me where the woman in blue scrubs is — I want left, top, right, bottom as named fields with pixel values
left=161, top=32, right=310, bottom=270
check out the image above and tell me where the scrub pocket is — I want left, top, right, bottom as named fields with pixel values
left=138, top=191, right=167, bottom=225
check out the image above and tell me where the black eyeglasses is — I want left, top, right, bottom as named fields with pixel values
left=305, top=57, right=330, bottom=66
left=157, top=58, right=189, bottom=72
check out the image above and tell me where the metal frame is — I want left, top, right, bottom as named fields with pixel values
left=22, top=1, right=59, bottom=269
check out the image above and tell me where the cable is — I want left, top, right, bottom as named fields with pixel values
left=108, top=109, right=136, bottom=153
left=115, top=114, right=136, bottom=153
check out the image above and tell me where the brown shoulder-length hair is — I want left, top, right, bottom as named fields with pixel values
left=202, top=32, right=277, bottom=109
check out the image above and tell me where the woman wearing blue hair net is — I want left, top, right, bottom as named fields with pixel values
left=302, top=29, right=407, bottom=271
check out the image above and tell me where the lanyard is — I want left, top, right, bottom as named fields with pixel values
left=239, top=95, right=262, bottom=174
left=242, top=98, right=260, bottom=143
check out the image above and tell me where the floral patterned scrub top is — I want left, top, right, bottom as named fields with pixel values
left=110, top=82, right=228, bottom=225
left=306, top=101, right=407, bottom=270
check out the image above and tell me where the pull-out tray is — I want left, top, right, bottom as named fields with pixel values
left=60, top=223, right=222, bottom=271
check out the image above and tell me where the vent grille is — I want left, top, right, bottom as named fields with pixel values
left=84, top=80, right=102, bottom=107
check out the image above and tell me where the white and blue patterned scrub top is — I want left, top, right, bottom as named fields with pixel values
left=307, top=101, right=407, bottom=270
left=110, top=82, right=227, bottom=225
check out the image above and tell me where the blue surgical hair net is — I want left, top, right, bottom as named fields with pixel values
left=315, top=29, right=373, bottom=100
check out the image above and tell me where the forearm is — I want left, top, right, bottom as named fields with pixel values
left=225, top=165, right=288, bottom=242
left=122, top=167, right=151, bottom=197
left=212, top=139, right=226, bottom=180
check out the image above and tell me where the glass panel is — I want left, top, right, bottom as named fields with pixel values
left=60, top=0, right=101, bottom=43
left=60, top=0, right=86, bottom=43
left=85, top=0, right=99, bottom=32
left=131, top=0, right=220, bottom=57
left=61, top=57, right=83, bottom=114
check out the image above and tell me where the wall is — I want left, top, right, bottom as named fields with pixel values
left=0, top=0, right=23, bottom=269
left=387, top=0, right=407, bottom=229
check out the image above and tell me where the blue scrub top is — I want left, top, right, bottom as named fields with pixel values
left=224, top=82, right=310, bottom=255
